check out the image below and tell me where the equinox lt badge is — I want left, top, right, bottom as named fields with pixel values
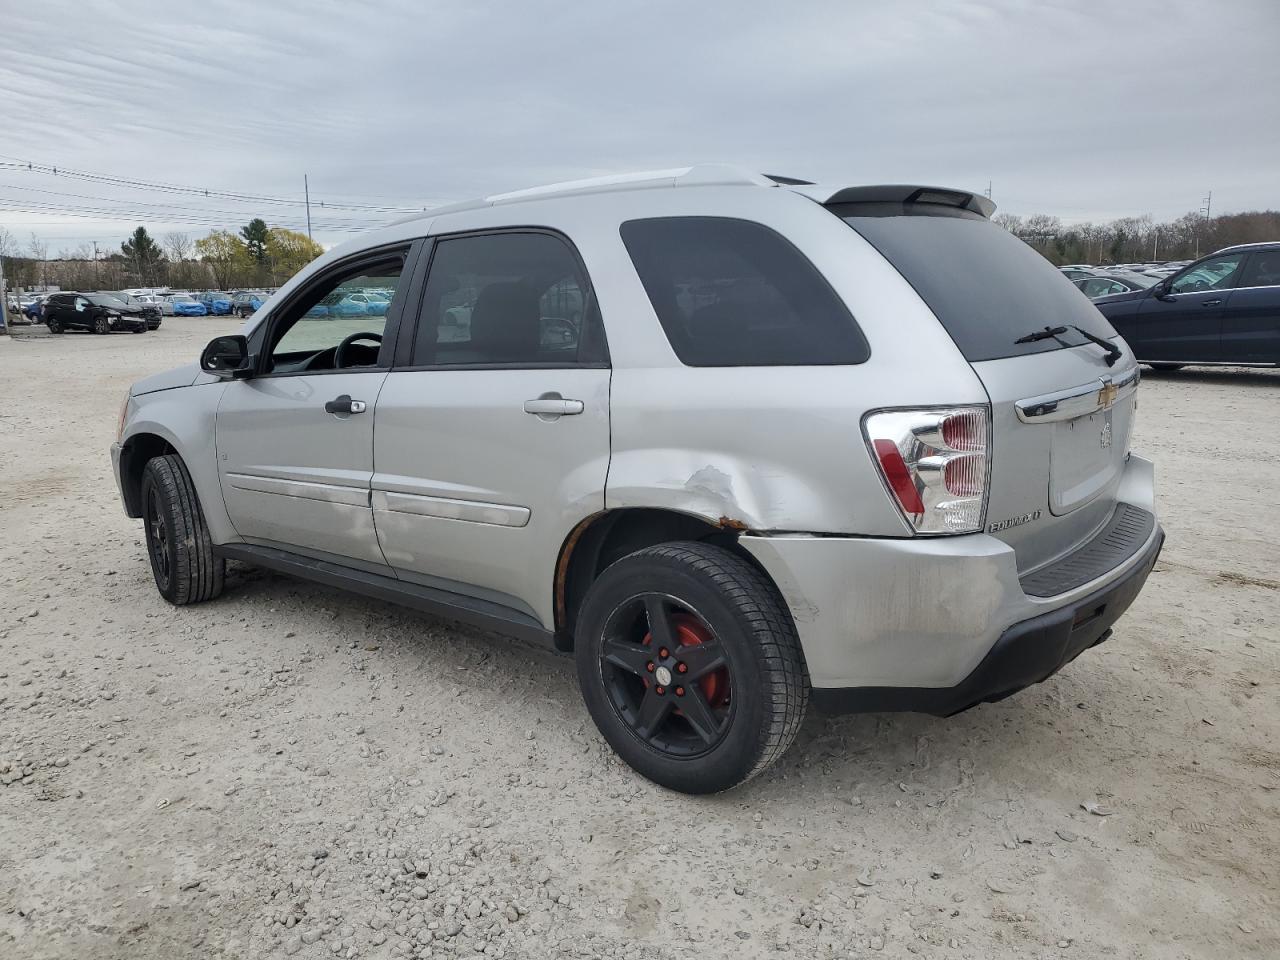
left=988, top=510, right=1042, bottom=533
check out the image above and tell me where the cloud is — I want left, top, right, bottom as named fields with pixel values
left=1, top=0, right=1277, bottom=248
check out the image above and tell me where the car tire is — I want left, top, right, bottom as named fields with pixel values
left=46, top=318, right=63, bottom=334
left=93, top=315, right=110, bottom=335
left=140, top=454, right=225, bottom=605
left=1145, top=363, right=1184, bottom=373
left=574, top=540, right=809, bottom=794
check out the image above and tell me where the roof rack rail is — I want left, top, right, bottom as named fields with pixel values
left=484, top=164, right=776, bottom=206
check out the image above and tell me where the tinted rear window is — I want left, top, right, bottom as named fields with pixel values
left=620, top=217, right=869, bottom=366
left=836, top=207, right=1118, bottom=362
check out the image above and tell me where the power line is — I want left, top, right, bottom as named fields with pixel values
left=0, top=181, right=386, bottom=226
left=0, top=154, right=447, bottom=214
left=0, top=197, right=377, bottom=234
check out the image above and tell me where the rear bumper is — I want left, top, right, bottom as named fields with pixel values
left=740, top=454, right=1160, bottom=707
left=808, top=524, right=1163, bottom=715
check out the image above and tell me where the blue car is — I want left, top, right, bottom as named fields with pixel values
left=343, top=292, right=391, bottom=316
left=166, top=294, right=208, bottom=316
left=197, top=292, right=233, bottom=316
left=304, top=292, right=368, bottom=319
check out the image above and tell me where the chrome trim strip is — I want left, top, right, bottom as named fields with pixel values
left=226, top=473, right=370, bottom=507
left=1015, top=368, right=1139, bottom=424
left=371, top=489, right=530, bottom=528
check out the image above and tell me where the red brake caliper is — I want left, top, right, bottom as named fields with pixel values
left=642, top=614, right=730, bottom=709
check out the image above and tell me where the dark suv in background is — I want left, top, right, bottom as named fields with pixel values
left=43, top=292, right=148, bottom=334
left=1094, top=242, right=1280, bottom=368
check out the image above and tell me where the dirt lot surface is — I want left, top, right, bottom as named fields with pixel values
left=1, top=317, right=1277, bottom=960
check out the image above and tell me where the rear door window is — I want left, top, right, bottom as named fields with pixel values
left=620, top=216, right=869, bottom=366
left=836, top=206, right=1118, bottom=362
left=410, top=231, right=604, bottom=367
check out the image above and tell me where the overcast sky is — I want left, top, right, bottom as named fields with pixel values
left=1, top=0, right=1277, bottom=253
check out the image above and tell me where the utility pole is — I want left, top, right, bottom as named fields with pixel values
left=0, top=249, right=9, bottom=337
left=93, top=240, right=99, bottom=285
left=1152, top=227, right=1159, bottom=261
left=985, top=180, right=992, bottom=200
left=304, top=174, right=313, bottom=241
left=1196, top=190, right=1212, bottom=259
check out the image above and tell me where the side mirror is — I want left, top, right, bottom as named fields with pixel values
left=201, top=334, right=253, bottom=379
left=1153, top=279, right=1175, bottom=301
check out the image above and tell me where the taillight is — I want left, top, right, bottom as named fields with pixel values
left=863, top=406, right=990, bottom=534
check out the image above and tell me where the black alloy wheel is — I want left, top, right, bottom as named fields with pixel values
left=575, top=541, right=808, bottom=794
left=598, top=593, right=734, bottom=758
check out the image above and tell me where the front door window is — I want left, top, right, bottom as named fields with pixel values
left=1170, top=254, right=1244, bottom=294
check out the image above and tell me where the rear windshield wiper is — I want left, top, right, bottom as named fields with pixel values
left=1013, top=325, right=1068, bottom=344
left=1071, top=326, right=1121, bottom=367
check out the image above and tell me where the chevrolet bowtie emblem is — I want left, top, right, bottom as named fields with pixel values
left=1098, top=381, right=1118, bottom=409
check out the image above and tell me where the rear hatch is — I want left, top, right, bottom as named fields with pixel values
left=834, top=199, right=1139, bottom=573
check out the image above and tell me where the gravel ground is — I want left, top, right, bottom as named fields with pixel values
left=1, top=318, right=1277, bottom=960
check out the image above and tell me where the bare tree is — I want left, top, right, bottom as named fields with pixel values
left=163, top=232, right=193, bottom=287
left=0, top=226, right=16, bottom=294
left=28, top=233, right=49, bottom=288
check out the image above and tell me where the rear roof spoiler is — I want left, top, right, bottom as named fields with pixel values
left=792, top=183, right=997, bottom=218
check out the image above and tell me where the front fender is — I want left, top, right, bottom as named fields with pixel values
left=121, top=382, right=239, bottom=545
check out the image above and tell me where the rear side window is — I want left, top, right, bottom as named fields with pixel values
left=620, top=217, right=869, bottom=366
left=837, top=207, right=1118, bottom=362
left=411, top=232, right=605, bottom=367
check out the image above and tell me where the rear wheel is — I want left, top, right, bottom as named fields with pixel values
left=575, top=541, right=808, bottom=794
left=140, top=454, right=224, bottom=605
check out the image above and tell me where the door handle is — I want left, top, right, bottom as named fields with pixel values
left=1201, top=299, right=1223, bottom=307
left=523, top=394, right=584, bottom=419
left=324, top=394, right=367, bottom=415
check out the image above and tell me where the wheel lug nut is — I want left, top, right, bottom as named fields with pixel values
left=659, top=648, right=669, bottom=659
left=676, top=662, right=688, bottom=674
left=646, top=662, right=655, bottom=672
left=655, top=686, right=666, bottom=696
left=675, top=686, right=684, bottom=697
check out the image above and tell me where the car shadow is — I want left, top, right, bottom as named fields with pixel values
left=219, top=561, right=1093, bottom=805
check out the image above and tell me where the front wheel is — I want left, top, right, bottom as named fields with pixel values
left=575, top=541, right=808, bottom=794
left=93, top=315, right=110, bottom=335
left=46, top=318, right=63, bottom=334
left=140, top=454, right=225, bottom=605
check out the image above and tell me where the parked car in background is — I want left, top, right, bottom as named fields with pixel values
left=343, top=291, right=391, bottom=316
left=43, top=292, right=148, bottom=334
left=1094, top=242, right=1280, bottom=367
left=1072, top=271, right=1159, bottom=298
left=197, top=292, right=234, bottom=315
left=111, top=292, right=163, bottom=329
left=163, top=293, right=207, bottom=316
left=7, top=294, right=44, bottom=321
left=111, top=166, right=1162, bottom=793
left=232, top=291, right=269, bottom=318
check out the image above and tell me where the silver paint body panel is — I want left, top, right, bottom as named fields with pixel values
left=114, top=170, right=1159, bottom=690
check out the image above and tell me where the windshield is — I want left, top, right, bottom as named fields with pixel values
left=88, top=294, right=127, bottom=307
left=1111, top=271, right=1158, bottom=289
left=836, top=206, right=1118, bottom=362
left=171, top=295, right=195, bottom=303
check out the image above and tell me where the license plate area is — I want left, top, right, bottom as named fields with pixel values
left=1048, top=409, right=1121, bottom=515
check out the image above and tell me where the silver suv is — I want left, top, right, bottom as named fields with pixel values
left=111, top=166, right=1163, bottom=793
